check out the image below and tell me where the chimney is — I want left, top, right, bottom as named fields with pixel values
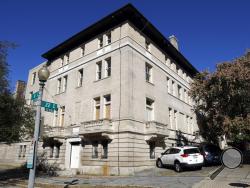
left=169, top=35, right=179, bottom=51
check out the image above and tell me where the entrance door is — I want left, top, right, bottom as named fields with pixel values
left=70, top=144, right=80, bottom=168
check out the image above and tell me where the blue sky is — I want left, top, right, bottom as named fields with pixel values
left=1, top=0, right=250, bottom=91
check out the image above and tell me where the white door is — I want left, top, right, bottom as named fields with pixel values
left=70, top=144, right=80, bottom=168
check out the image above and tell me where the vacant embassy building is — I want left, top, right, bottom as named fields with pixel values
left=24, top=4, right=200, bottom=175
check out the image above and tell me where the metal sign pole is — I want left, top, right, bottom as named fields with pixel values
left=27, top=81, right=45, bottom=188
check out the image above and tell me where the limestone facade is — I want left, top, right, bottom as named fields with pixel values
left=0, top=4, right=200, bottom=175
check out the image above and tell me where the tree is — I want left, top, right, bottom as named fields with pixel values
left=190, top=51, right=250, bottom=145
left=0, top=41, right=34, bottom=143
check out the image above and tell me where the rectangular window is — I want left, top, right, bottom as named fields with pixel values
left=77, top=69, right=83, bottom=87
left=167, top=77, right=171, bottom=93
left=60, top=106, right=65, bottom=127
left=105, top=57, right=111, bottom=77
left=172, top=81, right=175, bottom=96
left=18, top=145, right=23, bottom=158
left=178, top=85, right=182, bottom=99
left=174, top=110, right=178, bottom=130
left=31, top=72, right=36, bottom=85
left=104, top=94, right=111, bottom=119
left=165, top=56, right=170, bottom=67
left=55, top=146, right=60, bottom=158
left=65, top=53, right=69, bottom=65
left=186, top=115, right=189, bottom=133
left=149, top=142, right=155, bottom=159
left=145, top=40, right=150, bottom=51
left=184, top=89, right=187, bottom=102
left=146, top=98, right=154, bottom=121
left=61, top=57, right=64, bottom=67
left=57, top=78, right=62, bottom=94
left=92, top=142, right=98, bottom=158
left=81, top=44, right=85, bottom=57
left=62, top=76, right=68, bottom=92
left=94, top=97, right=100, bottom=120
left=169, top=108, right=172, bottom=129
left=183, top=72, right=187, bottom=81
left=98, top=37, right=103, bottom=48
left=96, top=61, right=102, bottom=80
left=190, top=117, right=193, bottom=134
left=101, top=141, right=108, bottom=159
left=106, top=32, right=111, bottom=45
left=176, top=65, right=179, bottom=73
left=53, top=110, right=58, bottom=127
left=145, top=63, right=153, bottom=83
left=49, top=146, right=54, bottom=158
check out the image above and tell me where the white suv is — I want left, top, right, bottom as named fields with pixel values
left=156, top=146, right=204, bottom=172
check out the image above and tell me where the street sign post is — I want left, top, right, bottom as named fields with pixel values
left=27, top=141, right=36, bottom=169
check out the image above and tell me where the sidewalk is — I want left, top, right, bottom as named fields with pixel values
left=193, top=165, right=250, bottom=188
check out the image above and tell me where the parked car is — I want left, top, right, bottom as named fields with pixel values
left=199, top=144, right=222, bottom=165
left=156, top=146, right=204, bottom=172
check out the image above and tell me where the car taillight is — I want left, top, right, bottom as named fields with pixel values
left=181, top=154, right=189, bottom=157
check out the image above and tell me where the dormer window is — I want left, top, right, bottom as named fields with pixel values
left=98, top=37, right=103, bottom=48
left=81, top=44, right=85, bottom=57
left=106, top=32, right=111, bottom=45
left=65, top=53, right=69, bottom=65
left=145, top=40, right=150, bottom=51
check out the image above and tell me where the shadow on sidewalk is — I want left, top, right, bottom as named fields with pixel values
left=0, top=165, right=29, bottom=182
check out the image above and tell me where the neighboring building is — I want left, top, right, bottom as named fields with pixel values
left=23, top=4, right=199, bottom=175
left=0, top=80, right=28, bottom=164
left=13, top=80, right=26, bottom=100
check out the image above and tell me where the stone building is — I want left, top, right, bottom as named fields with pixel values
left=13, top=80, right=26, bottom=100
left=3, top=4, right=200, bottom=175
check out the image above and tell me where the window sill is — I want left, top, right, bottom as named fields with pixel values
left=76, top=85, right=83, bottom=89
left=94, top=76, right=111, bottom=83
left=146, top=81, right=154, bottom=86
left=55, top=91, right=66, bottom=96
left=167, top=92, right=192, bottom=106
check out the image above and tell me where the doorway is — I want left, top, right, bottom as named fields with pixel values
left=70, top=142, right=80, bottom=168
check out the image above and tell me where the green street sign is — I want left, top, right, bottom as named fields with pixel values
left=31, top=91, right=40, bottom=101
left=41, top=101, right=58, bottom=111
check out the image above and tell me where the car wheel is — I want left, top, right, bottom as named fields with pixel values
left=156, top=159, right=163, bottom=168
left=174, top=162, right=182, bottom=172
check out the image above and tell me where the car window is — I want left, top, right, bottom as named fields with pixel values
left=169, top=148, right=180, bottom=154
left=184, top=148, right=200, bottom=154
left=163, top=149, right=171, bottom=154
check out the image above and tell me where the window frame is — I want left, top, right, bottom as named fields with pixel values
left=59, top=106, right=65, bottom=127
left=57, top=78, right=62, bottom=94
left=31, top=72, right=36, bottom=85
left=106, top=32, right=111, bottom=45
left=77, top=68, right=84, bottom=87
left=62, top=75, right=68, bottom=92
left=98, top=36, right=103, bottom=49
left=92, top=142, right=98, bottom=159
left=105, top=58, right=111, bottom=77
left=101, top=141, right=108, bottom=159
left=146, top=98, right=154, bottom=121
left=145, top=63, right=153, bottom=83
left=96, top=61, right=102, bottom=80
left=94, top=97, right=101, bottom=120
left=149, top=142, right=155, bottom=159
left=145, top=40, right=151, bottom=51
left=103, top=94, right=111, bottom=119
